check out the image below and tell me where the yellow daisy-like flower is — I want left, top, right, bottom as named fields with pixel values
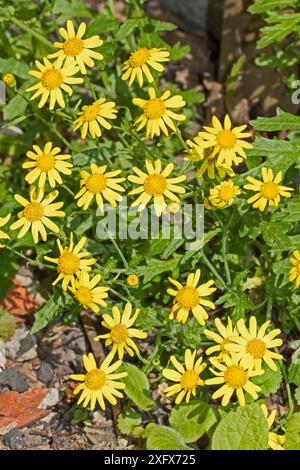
left=185, top=135, right=235, bottom=180
left=73, top=98, right=118, bottom=139
left=69, top=352, right=127, bottom=411
left=126, top=274, right=139, bottom=287
left=225, top=316, right=283, bottom=371
left=132, top=87, right=185, bottom=139
left=204, top=317, right=237, bottom=360
left=168, top=269, right=216, bottom=326
left=3, top=73, right=16, bottom=86
left=289, top=249, right=300, bottom=288
left=26, top=57, right=83, bottom=110
left=69, top=271, right=109, bottom=314
left=0, top=214, right=11, bottom=248
left=23, top=142, right=73, bottom=189
left=261, top=404, right=286, bottom=451
left=121, top=47, right=169, bottom=86
left=162, top=349, right=206, bottom=404
left=48, top=20, right=103, bottom=74
left=208, top=180, right=240, bottom=208
left=95, top=303, right=147, bottom=360
left=244, top=167, right=294, bottom=212
left=44, top=233, right=96, bottom=290
left=10, top=187, right=64, bottom=244
left=128, top=159, right=186, bottom=217
left=205, top=354, right=264, bottom=407
left=75, top=163, right=125, bottom=211
left=197, top=115, right=253, bottom=167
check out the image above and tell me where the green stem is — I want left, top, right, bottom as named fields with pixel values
left=9, top=16, right=52, bottom=49
left=109, top=287, right=130, bottom=303
left=175, top=127, right=189, bottom=151
left=108, top=236, right=129, bottom=269
left=266, top=295, right=273, bottom=320
left=36, top=114, right=69, bottom=147
left=222, top=211, right=234, bottom=285
left=62, top=184, right=75, bottom=197
left=202, top=252, right=228, bottom=290
left=6, top=246, right=54, bottom=270
left=280, top=362, right=294, bottom=419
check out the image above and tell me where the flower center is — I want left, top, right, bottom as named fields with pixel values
left=144, top=174, right=167, bottom=196
left=86, top=174, right=107, bottom=194
left=219, top=185, right=235, bottom=202
left=63, top=37, right=84, bottom=56
left=85, top=369, right=106, bottom=390
left=24, top=202, right=44, bottom=222
left=75, top=286, right=93, bottom=306
left=37, top=153, right=55, bottom=171
left=260, top=181, right=279, bottom=200
left=58, top=252, right=80, bottom=275
left=144, top=99, right=166, bottom=120
left=224, top=365, right=248, bottom=388
left=129, top=48, right=150, bottom=67
left=176, top=286, right=200, bottom=309
left=127, top=274, right=139, bottom=286
left=217, top=130, right=236, bottom=149
left=111, top=323, right=128, bottom=343
left=41, top=69, right=63, bottom=90
left=180, top=370, right=199, bottom=389
left=82, top=103, right=100, bottom=122
left=246, top=338, right=266, bottom=359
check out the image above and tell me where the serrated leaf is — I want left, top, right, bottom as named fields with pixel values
left=117, top=410, right=141, bottom=435
left=284, top=412, right=300, bottom=450
left=251, top=110, right=300, bottom=131
left=211, top=403, right=269, bottom=450
left=252, top=367, right=282, bottom=394
left=248, top=0, right=299, bottom=15
left=145, top=424, right=191, bottom=450
left=0, top=309, right=16, bottom=341
left=122, top=363, right=153, bottom=411
left=260, top=221, right=291, bottom=250
left=169, top=401, right=216, bottom=443
left=136, top=255, right=181, bottom=284
left=31, top=291, right=74, bottom=334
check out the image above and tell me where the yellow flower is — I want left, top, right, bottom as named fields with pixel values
left=197, top=115, right=253, bottom=167
left=22, top=142, right=73, bottom=189
left=95, top=303, right=147, bottom=360
left=162, top=349, right=206, bottom=404
left=132, top=87, right=185, bottom=139
left=225, top=316, right=283, bottom=371
left=185, top=135, right=235, bottom=180
left=48, top=20, right=103, bottom=74
left=261, top=404, right=286, bottom=451
left=73, top=98, right=118, bottom=139
left=69, top=271, right=109, bottom=313
left=44, top=233, right=96, bottom=290
left=244, top=167, right=294, bottom=212
left=0, top=214, right=11, bottom=248
left=75, top=163, right=125, bottom=211
left=204, top=317, right=237, bottom=360
left=126, top=274, right=139, bottom=287
left=289, top=249, right=300, bottom=288
left=128, top=159, right=186, bottom=217
left=26, top=56, right=83, bottom=110
left=10, top=187, right=64, bottom=244
left=3, top=73, right=16, bottom=86
left=208, top=180, right=240, bottom=208
left=205, top=354, right=264, bottom=407
left=69, top=352, right=127, bottom=411
left=121, top=47, right=169, bottom=86
left=167, top=269, right=216, bottom=325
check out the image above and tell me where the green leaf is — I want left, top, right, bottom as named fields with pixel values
left=169, top=401, right=216, bottom=443
left=145, top=424, right=191, bottom=450
left=251, top=110, right=300, bottom=131
left=295, top=388, right=300, bottom=406
left=252, top=367, right=282, bottom=394
left=122, top=363, right=153, bottom=411
left=0, top=58, right=29, bottom=79
left=136, top=255, right=181, bottom=284
left=0, top=309, right=16, bottom=341
left=117, top=410, right=142, bottom=435
left=260, top=221, right=291, bottom=250
left=284, top=413, right=300, bottom=450
left=87, top=17, right=119, bottom=35
left=211, top=403, right=269, bottom=450
left=288, top=363, right=300, bottom=387
left=248, top=0, right=299, bottom=14
left=31, top=291, right=74, bottom=334
left=3, top=95, right=28, bottom=121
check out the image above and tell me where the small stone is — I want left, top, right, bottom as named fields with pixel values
left=0, top=389, right=48, bottom=430
left=3, top=429, right=24, bottom=450
left=39, top=388, right=59, bottom=409
left=37, top=362, right=54, bottom=385
left=0, top=367, right=28, bottom=392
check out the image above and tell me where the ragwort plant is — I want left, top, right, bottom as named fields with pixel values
left=0, top=0, right=300, bottom=451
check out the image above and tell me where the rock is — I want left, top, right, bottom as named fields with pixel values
left=5, top=327, right=37, bottom=361
left=52, top=433, right=87, bottom=450
left=37, top=362, right=54, bottom=385
left=84, top=422, right=115, bottom=449
left=0, top=389, right=48, bottom=430
left=22, top=429, right=50, bottom=449
left=3, top=429, right=24, bottom=450
left=39, top=388, right=59, bottom=409
left=0, top=367, right=28, bottom=392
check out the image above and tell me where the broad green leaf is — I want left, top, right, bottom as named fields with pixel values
left=252, top=367, right=282, bottom=394
left=117, top=410, right=142, bottom=435
left=87, top=17, right=119, bottom=35
left=251, top=110, right=300, bottom=131
left=136, top=255, right=181, bottom=284
left=0, top=309, right=16, bottom=341
left=123, top=363, right=153, bottom=411
left=248, top=0, right=299, bottom=14
left=284, top=412, right=300, bottom=450
left=169, top=401, right=216, bottom=443
left=31, top=291, right=74, bottom=334
left=3, top=95, right=28, bottom=121
left=211, top=403, right=269, bottom=450
left=0, top=58, right=29, bottom=79
left=260, top=221, right=291, bottom=250
left=288, top=363, right=300, bottom=387
left=145, top=424, right=191, bottom=450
